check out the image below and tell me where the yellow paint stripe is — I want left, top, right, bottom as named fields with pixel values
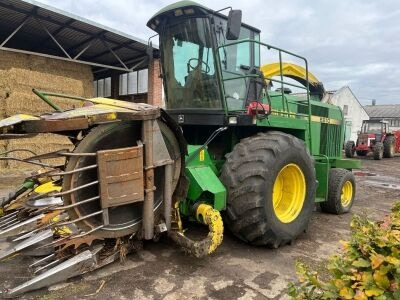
left=270, top=109, right=342, bottom=125
left=311, top=115, right=342, bottom=125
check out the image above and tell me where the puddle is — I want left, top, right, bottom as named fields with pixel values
left=363, top=180, right=400, bottom=191
left=356, top=171, right=400, bottom=191
left=354, top=171, right=377, bottom=177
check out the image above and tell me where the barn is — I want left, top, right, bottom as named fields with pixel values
left=0, top=0, right=162, bottom=171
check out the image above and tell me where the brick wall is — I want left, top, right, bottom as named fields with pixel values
left=147, top=59, right=164, bottom=107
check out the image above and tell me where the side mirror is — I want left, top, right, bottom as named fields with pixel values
left=226, top=10, right=242, bottom=40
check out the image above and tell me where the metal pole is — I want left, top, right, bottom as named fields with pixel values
left=0, top=47, right=132, bottom=72
left=0, top=16, right=30, bottom=47
left=34, top=18, right=71, bottom=59
left=32, top=89, right=62, bottom=112
left=164, top=163, right=173, bottom=230
left=142, top=120, right=155, bottom=239
left=101, top=40, right=128, bottom=70
left=73, top=41, right=93, bottom=60
left=305, top=61, right=313, bottom=151
left=278, top=51, right=286, bottom=114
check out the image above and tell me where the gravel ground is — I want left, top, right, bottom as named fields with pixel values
left=0, top=156, right=399, bottom=299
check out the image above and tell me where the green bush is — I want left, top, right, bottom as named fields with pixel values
left=288, top=202, right=400, bottom=299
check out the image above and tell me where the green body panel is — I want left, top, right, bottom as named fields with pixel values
left=148, top=1, right=361, bottom=216
left=258, top=92, right=345, bottom=157
left=239, top=90, right=349, bottom=201
left=185, top=166, right=226, bottom=210
left=181, top=145, right=226, bottom=216
left=238, top=91, right=350, bottom=201
left=331, top=158, right=362, bottom=170
left=314, top=157, right=330, bottom=202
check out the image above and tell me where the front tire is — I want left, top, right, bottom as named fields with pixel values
left=345, top=141, right=355, bottom=158
left=320, top=168, right=355, bottom=214
left=373, top=142, right=383, bottom=160
left=220, top=131, right=316, bottom=247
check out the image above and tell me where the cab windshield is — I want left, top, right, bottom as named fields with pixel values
left=161, top=17, right=221, bottom=109
left=362, top=122, right=384, bottom=133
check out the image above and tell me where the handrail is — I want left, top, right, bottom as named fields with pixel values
left=32, top=89, right=88, bottom=113
left=217, top=38, right=312, bottom=150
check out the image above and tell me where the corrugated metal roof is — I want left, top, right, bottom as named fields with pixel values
left=364, top=104, right=400, bottom=118
left=0, top=0, right=157, bottom=74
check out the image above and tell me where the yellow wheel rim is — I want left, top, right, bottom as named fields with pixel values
left=341, top=181, right=353, bottom=207
left=272, top=163, right=306, bottom=223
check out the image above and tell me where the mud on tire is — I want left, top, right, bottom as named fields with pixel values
left=373, top=142, right=384, bottom=160
left=383, top=136, right=395, bottom=158
left=345, top=141, right=355, bottom=158
left=220, top=131, right=316, bottom=247
left=320, top=168, right=355, bottom=214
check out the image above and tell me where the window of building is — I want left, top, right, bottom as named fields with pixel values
left=119, top=69, right=148, bottom=96
left=343, top=105, right=348, bottom=115
left=389, top=119, right=400, bottom=127
left=93, top=77, right=111, bottom=97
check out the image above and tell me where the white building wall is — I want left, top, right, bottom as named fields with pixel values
left=326, top=87, right=369, bottom=142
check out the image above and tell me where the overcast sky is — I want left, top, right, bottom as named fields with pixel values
left=38, top=0, right=400, bottom=105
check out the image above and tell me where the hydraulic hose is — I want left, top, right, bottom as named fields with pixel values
left=169, top=203, right=223, bottom=257
left=195, top=203, right=224, bottom=254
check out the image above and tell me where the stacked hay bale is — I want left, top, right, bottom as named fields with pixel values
left=0, top=141, right=6, bottom=170
left=0, top=50, right=94, bottom=172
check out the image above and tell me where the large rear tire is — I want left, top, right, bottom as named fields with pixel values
left=220, top=131, right=316, bottom=247
left=373, top=142, right=384, bottom=160
left=345, top=141, right=355, bottom=158
left=320, top=168, right=355, bottom=214
left=383, top=136, right=395, bottom=158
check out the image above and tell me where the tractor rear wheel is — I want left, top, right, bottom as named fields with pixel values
left=220, top=131, right=316, bottom=247
left=373, top=142, right=384, bottom=160
left=345, top=141, right=355, bottom=158
left=320, top=168, right=355, bottom=214
left=383, top=136, right=395, bottom=158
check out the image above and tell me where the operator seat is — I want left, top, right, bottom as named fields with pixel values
left=184, top=65, right=219, bottom=108
left=245, top=67, right=266, bottom=105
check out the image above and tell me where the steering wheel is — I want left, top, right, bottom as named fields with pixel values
left=187, top=58, right=211, bottom=74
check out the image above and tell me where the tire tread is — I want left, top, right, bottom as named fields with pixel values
left=220, top=131, right=315, bottom=247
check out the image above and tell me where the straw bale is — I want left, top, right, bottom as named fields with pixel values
left=2, top=68, right=92, bottom=98
left=0, top=51, right=94, bottom=171
left=0, top=51, right=93, bottom=82
left=4, top=92, right=51, bottom=116
left=0, top=70, right=11, bottom=117
left=6, top=134, right=73, bottom=170
left=0, top=140, right=7, bottom=170
left=0, top=51, right=30, bottom=70
left=3, top=91, right=86, bottom=116
left=0, top=71, right=11, bottom=99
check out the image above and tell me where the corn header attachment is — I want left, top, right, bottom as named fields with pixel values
left=0, top=90, right=224, bottom=297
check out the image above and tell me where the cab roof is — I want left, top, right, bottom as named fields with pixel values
left=147, top=1, right=260, bottom=34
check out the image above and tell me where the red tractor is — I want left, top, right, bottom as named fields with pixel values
left=345, top=120, right=400, bottom=160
